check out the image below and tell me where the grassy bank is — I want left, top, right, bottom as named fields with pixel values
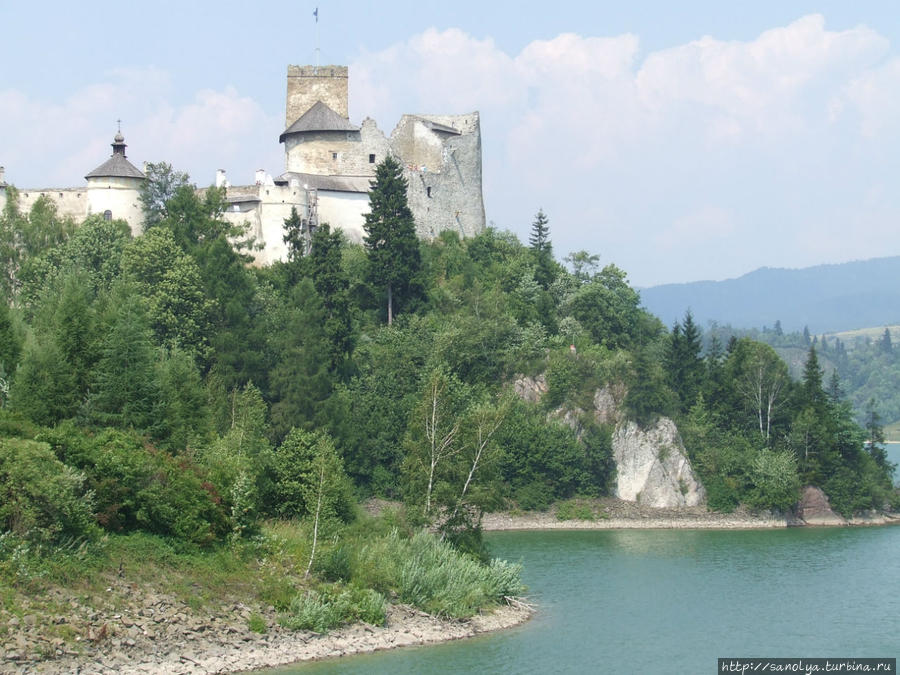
left=0, top=511, right=525, bottom=667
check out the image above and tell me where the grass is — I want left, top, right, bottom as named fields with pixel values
left=1, top=512, right=526, bottom=640
left=555, top=499, right=596, bottom=521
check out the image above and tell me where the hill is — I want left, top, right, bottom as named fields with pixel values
left=640, top=256, right=900, bottom=333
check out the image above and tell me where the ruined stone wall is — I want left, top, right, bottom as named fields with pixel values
left=285, top=65, right=348, bottom=126
left=393, top=113, right=486, bottom=239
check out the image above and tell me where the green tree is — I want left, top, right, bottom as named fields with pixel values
left=363, top=156, right=421, bottom=325
left=282, top=206, right=307, bottom=262
left=8, top=334, right=78, bottom=426
left=625, top=346, right=674, bottom=426
left=268, top=279, right=334, bottom=441
left=727, top=339, right=789, bottom=442
left=566, top=265, right=648, bottom=349
left=877, top=328, right=893, bottom=355
left=564, top=250, right=600, bottom=283
left=88, top=295, right=162, bottom=433
left=664, top=310, right=704, bottom=413
left=310, top=224, right=352, bottom=370
left=270, top=428, right=353, bottom=522
left=121, top=228, right=213, bottom=359
left=801, top=345, right=826, bottom=410
left=140, top=161, right=190, bottom=230
left=528, top=209, right=556, bottom=289
left=864, top=398, right=889, bottom=471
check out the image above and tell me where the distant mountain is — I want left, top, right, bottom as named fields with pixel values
left=640, top=256, right=900, bottom=334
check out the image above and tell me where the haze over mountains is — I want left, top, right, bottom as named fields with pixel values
left=640, top=256, right=900, bottom=335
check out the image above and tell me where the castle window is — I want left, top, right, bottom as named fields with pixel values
left=332, top=152, right=338, bottom=161
left=369, top=154, right=376, bottom=164
left=426, top=186, right=432, bottom=198
left=59, top=193, right=63, bottom=198
left=103, top=210, right=112, bottom=221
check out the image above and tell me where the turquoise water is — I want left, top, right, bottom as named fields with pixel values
left=887, top=443, right=900, bottom=485
left=268, top=526, right=900, bottom=674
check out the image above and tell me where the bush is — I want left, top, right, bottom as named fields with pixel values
left=0, top=438, right=99, bottom=545
left=746, top=449, right=801, bottom=513
left=37, top=426, right=228, bottom=545
left=352, top=529, right=525, bottom=619
left=556, top=499, right=596, bottom=521
left=278, top=585, right=386, bottom=633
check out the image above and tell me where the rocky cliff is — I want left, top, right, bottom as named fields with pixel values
left=613, top=418, right=705, bottom=507
left=513, top=377, right=706, bottom=508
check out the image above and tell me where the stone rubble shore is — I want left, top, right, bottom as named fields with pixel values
left=1, top=583, right=532, bottom=675
left=480, top=497, right=900, bottom=531
left=6, top=498, right=897, bottom=674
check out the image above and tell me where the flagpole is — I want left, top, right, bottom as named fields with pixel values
left=314, top=7, right=320, bottom=71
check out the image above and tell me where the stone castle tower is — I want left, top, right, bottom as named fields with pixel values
left=276, top=64, right=486, bottom=242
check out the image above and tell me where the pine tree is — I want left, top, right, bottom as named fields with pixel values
left=363, top=156, right=421, bottom=325
left=878, top=328, right=893, bottom=355
left=310, top=224, right=351, bottom=371
left=528, top=209, right=556, bottom=289
left=864, top=398, right=889, bottom=470
left=801, top=345, right=825, bottom=409
left=282, top=206, right=306, bottom=262
left=528, top=209, right=550, bottom=252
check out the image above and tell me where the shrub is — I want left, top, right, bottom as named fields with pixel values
left=37, top=426, right=228, bottom=545
left=556, top=499, right=595, bottom=521
left=0, top=438, right=99, bottom=545
left=278, top=585, right=386, bottom=633
left=746, top=449, right=801, bottom=513
left=352, top=529, right=525, bottom=619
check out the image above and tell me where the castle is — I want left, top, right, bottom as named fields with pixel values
left=0, top=65, right=486, bottom=264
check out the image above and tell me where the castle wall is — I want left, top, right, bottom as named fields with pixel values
left=216, top=182, right=313, bottom=266
left=283, top=119, right=391, bottom=177
left=286, top=65, right=348, bottom=126
left=393, top=113, right=486, bottom=239
left=7, top=187, right=89, bottom=223
left=86, top=176, right=145, bottom=235
left=317, top=191, right=369, bottom=243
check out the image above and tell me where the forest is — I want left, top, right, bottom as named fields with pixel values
left=0, top=158, right=897, bottom=620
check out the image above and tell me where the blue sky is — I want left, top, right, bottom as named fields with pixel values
left=3, top=1, right=900, bottom=286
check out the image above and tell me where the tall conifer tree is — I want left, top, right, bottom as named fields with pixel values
left=363, top=156, right=420, bottom=325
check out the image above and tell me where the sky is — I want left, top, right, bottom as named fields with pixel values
left=2, top=1, right=900, bottom=287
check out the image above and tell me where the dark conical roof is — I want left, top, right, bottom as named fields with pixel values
left=85, top=131, right=145, bottom=180
left=279, top=100, right=358, bottom=143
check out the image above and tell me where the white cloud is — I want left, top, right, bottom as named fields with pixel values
left=4, top=16, right=900, bottom=285
left=350, top=16, right=900, bottom=284
left=0, top=68, right=282, bottom=189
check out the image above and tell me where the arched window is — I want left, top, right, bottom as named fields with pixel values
left=103, top=210, right=112, bottom=221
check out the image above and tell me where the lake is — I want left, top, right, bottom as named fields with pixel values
left=268, top=525, right=900, bottom=674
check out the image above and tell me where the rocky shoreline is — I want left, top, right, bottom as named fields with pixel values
left=1, top=579, right=532, bottom=675
left=6, top=498, right=898, bottom=674
left=481, top=497, right=900, bottom=531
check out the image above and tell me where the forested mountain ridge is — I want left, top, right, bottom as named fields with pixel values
left=641, top=256, right=900, bottom=334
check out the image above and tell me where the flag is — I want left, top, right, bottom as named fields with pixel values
left=314, top=7, right=318, bottom=22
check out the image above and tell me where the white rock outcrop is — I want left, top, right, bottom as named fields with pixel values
left=613, top=418, right=705, bottom=508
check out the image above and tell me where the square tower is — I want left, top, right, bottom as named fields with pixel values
left=285, top=65, right=349, bottom=126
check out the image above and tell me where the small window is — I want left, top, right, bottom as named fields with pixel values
left=103, top=210, right=112, bottom=221
left=369, top=154, right=376, bottom=164
left=426, top=186, right=432, bottom=198
left=332, top=152, right=338, bottom=161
